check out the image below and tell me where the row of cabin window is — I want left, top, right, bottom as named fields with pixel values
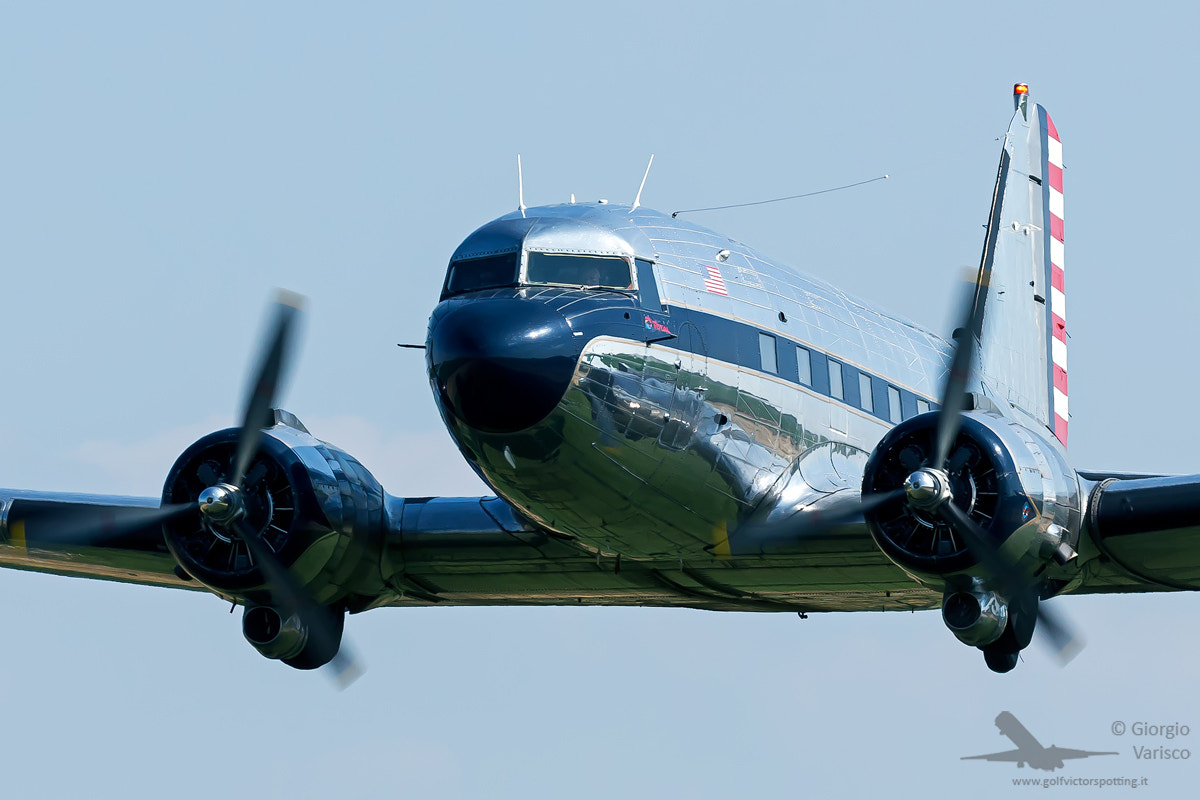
left=758, top=332, right=931, bottom=424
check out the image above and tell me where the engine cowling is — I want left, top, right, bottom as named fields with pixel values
left=860, top=410, right=1082, bottom=587
left=160, top=413, right=385, bottom=612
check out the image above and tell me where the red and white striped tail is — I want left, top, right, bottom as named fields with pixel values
left=1046, top=115, right=1067, bottom=446
left=977, top=86, right=1070, bottom=450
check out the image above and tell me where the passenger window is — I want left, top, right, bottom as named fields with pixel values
left=759, top=333, right=778, bottom=374
left=797, top=346, right=812, bottom=386
left=859, top=372, right=873, bottom=413
left=916, top=398, right=931, bottom=415
left=888, top=386, right=902, bottom=422
left=828, top=359, right=844, bottom=399
left=526, top=252, right=632, bottom=288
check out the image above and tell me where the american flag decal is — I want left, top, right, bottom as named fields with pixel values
left=1046, top=113, right=1068, bottom=447
left=703, top=265, right=728, bottom=295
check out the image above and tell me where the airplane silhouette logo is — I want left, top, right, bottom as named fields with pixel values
left=962, top=712, right=1119, bottom=772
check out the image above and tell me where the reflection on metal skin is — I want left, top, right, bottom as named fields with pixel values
left=426, top=204, right=935, bottom=562
left=942, top=587, right=1008, bottom=647
left=428, top=298, right=580, bottom=434
left=197, top=483, right=243, bottom=531
left=242, top=605, right=308, bottom=661
left=748, top=442, right=869, bottom=533
left=903, top=469, right=950, bottom=510
left=1040, top=522, right=1078, bottom=565
left=444, top=334, right=891, bottom=559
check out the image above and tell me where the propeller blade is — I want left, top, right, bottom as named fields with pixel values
left=231, top=291, right=304, bottom=487
left=227, top=292, right=363, bottom=686
left=1033, top=599, right=1085, bottom=665
left=936, top=501, right=1082, bottom=664
left=10, top=501, right=197, bottom=548
left=231, top=517, right=364, bottom=687
left=932, top=272, right=989, bottom=468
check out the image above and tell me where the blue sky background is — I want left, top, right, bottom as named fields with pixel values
left=2, top=2, right=1198, bottom=797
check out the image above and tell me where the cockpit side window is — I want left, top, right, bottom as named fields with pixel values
left=634, top=259, right=662, bottom=311
left=525, top=252, right=632, bottom=289
left=443, top=252, right=520, bottom=298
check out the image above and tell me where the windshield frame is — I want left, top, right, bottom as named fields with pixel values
left=521, top=251, right=636, bottom=291
left=441, top=250, right=522, bottom=299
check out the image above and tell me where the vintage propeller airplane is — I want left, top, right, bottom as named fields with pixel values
left=2, top=85, right=1193, bottom=680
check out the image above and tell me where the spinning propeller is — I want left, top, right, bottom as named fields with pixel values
left=745, top=268, right=1082, bottom=665
left=898, top=274, right=1082, bottom=664
left=13, top=292, right=363, bottom=687
left=195, top=291, right=362, bottom=686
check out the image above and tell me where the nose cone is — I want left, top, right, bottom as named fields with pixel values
left=428, top=299, right=580, bottom=434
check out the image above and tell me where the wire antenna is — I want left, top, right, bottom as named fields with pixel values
left=631, top=154, right=655, bottom=211
left=671, top=174, right=889, bottom=218
left=517, top=155, right=527, bottom=218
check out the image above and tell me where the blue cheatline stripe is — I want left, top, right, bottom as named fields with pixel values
left=660, top=305, right=938, bottom=424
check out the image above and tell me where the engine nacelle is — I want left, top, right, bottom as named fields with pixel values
left=861, top=410, right=1082, bottom=587
left=160, top=411, right=385, bottom=610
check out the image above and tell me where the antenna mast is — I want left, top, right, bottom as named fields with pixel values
left=631, top=154, right=654, bottom=211
left=517, top=155, right=527, bottom=218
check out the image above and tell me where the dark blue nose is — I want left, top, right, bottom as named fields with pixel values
left=428, top=298, right=581, bottom=434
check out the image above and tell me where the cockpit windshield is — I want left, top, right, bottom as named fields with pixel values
left=443, top=252, right=520, bottom=297
left=525, top=252, right=632, bottom=289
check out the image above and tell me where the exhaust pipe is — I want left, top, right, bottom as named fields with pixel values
left=942, top=589, right=1008, bottom=647
left=242, top=605, right=309, bottom=661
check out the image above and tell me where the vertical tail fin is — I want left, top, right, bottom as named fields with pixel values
left=976, top=85, right=1068, bottom=447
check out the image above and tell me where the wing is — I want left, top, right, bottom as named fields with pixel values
left=961, top=749, right=1026, bottom=763
left=1073, top=472, right=1200, bottom=593
left=380, top=495, right=937, bottom=612
left=1, top=486, right=937, bottom=612
left=1, top=491, right=196, bottom=589
left=1045, top=746, right=1119, bottom=761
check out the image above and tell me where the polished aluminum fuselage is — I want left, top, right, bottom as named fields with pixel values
left=0, top=200, right=1191, bottom=620
left=7, top=91, right=1200, bottom=645
left=432, top=203, right=951, bottom=561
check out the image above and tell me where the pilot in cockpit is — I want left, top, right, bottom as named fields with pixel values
left=526, top=252, right=632, bottom=289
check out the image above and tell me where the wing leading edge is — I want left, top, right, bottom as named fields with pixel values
left=1, top=489, right=939, bottom=612
left=0, top=492, right=194, bottom=589
left=1074, top=473, right=1200, bottom=594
